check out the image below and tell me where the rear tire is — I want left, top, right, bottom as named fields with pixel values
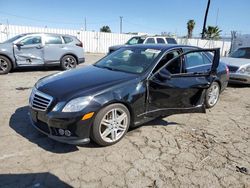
left=205, top=82, right=220, bottom=108
left=0, top=56, right=12, bottom=74
left=60, top=55, right=77, bottom=70
left=91, top=103, right=130, bottom=146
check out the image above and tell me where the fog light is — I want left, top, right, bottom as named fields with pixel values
left=58, top=129, right=65, bottom=135
left=65, top=130, right=71, bottom=137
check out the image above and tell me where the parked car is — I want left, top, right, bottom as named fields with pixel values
left=29, top=44, right=228, bottom=146
left=221, top=47, right=250, bottom=84
left=108, top=35, right=177, bottom=53
left=0, top=33, right=85, bottom=74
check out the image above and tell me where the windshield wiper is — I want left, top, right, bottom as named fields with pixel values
left=94, top=64, right=122, bottom=72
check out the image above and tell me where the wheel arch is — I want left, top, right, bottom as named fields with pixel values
left=213, top=79, right=222, bottom=92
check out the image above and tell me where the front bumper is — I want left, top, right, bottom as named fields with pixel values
left=229, top=73, right=250, bottom=84
left=29, top=108, right=93, bottom=145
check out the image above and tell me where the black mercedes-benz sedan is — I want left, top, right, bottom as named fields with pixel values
left=29, top=44, right=228, bottom=146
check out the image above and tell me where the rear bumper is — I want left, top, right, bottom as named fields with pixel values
left=229, top=73, right=250, bottom=84
left=29, top=109, right=92, bottom=145
left=78, top=57, right=85, bottom=64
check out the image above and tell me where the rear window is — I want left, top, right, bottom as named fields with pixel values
left=63, top=36, right=73, bottom=44
left=45, top=35, right=62, bottom=44
left=166, top=38, right=177, bottom=44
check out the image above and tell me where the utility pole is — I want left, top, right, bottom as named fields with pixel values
left=119, top=16, right=123, bottom=34
left=201, top=0, right=210, bottom=39
left=84, top=17, right=87, bottom=31
left=215, top=8, right=219, bottom=26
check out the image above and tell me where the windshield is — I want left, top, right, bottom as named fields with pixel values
left=2, top=34, right=27, bottom=43
left=230, top=48, right=250, bottom=59
left=126, top=37, right=145, bottom=45
left=94, top=47, right=162, bottom=74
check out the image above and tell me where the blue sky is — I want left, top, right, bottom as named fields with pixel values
left=0, top=0, right=249, bottom=36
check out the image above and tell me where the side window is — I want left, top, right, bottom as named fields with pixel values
left=63, top=36, right=73, bottom=44
left=156, top=38, right=165, bottom=44
left=185, top=52, right=204, bottom=68
left=45, top=35, right=62, bottom=44
left=20, top=36, right=41, bottom=45
left=153, top=50, right=181, bottom=74
left=184, top=51, right=214, bottom=73
left=202, top=53, right=212, bottom=65
left=145, top=38, right=155, bottom=44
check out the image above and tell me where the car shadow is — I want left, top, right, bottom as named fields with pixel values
left=227, top=83, right=250, bottom=88
left=0, top=172, right=72, bottom=188
left=129, top=117, right=179, bottom=132
left=9, top=106, right=79, bottom=153
left=10, top=106, right=179, bottom=150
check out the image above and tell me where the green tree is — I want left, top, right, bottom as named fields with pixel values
left=187, top=20, right=195, bottom=38
left=204, top=26, right=222, bottom=40
left=100, top=26, right=111, bottom=33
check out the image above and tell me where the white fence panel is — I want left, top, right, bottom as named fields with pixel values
left=177, top=38, right=231, bottom=56
left=1, top=24, right=231, bottom=55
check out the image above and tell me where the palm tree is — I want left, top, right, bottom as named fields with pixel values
left=187, top=20, right=195, bottom=38
left=204, top=26, right=222, bottom=40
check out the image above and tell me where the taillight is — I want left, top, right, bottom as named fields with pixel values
left=76, top=41, right=83, bottom=47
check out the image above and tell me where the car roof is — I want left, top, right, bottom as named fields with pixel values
left=123, top=44, right=198, bottom=51
left=20, top=33, right=75, bottom=37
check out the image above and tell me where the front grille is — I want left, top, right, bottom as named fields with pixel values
left=228, top=65, right=239, bottom=73
left=30, top=89, right=53, bottom=111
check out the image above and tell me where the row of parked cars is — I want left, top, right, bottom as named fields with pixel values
left=1, top=33, right=249, bottom=146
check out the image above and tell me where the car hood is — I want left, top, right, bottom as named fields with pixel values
left=221, top=57, right=250, bottom=67
left=36, top=65, right=138, bottom=101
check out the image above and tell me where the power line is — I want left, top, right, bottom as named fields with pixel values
left=0, top=11, right=117, bottom=26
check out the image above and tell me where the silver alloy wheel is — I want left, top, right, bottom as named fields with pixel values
left=99, top=108, right=128, bottom=143
left=0, top=58, right=8, bottom=72
left=64, top=57, right=76, bottom=69
left=207, top=84, right=219, bottom=106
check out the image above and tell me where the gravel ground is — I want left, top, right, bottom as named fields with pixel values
left=0, top=53, right=249, bottom=188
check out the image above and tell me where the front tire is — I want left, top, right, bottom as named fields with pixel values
left=205, top=82, right=220, bottom=108
left=60, top=55, right=77, bottom=70
left=91, top=103, right=130, bottom=146
left=0, top=56, right=12, bottom=74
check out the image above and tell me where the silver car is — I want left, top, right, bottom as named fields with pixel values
left=0, top=33, right=85, bottom=74
left=221, top=47, right=250, bottom=84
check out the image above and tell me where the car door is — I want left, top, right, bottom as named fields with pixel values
left=146, top=48, right=220, bottom=117
left=43, top=34, right=65, bottom=64
left=13, top=35, right=44, bottom=65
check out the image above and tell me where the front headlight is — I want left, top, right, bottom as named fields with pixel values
left=62, top=96, right=93, bottom=112
left=238, top=65, right=250, bottom=74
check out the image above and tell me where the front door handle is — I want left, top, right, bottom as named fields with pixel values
left=36, top=45, right=43, bottom=49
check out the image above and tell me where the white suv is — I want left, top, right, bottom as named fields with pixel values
left=109, top=36, right=177, bottom=53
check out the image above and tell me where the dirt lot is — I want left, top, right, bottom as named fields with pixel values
left=0, top=53, right=249, bottom=188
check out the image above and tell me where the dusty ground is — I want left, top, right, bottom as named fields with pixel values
left=0, top=53, right=249, bottom=188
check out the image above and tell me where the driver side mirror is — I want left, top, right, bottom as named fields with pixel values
left=15, top=42, right=24, bottom=47
left=155, top=68, right=171, bottom=80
